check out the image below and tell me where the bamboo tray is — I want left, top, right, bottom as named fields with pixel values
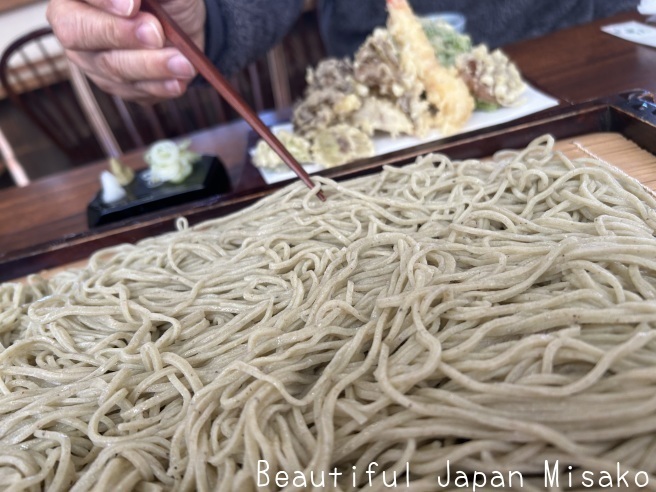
left=3, top=91, right=656, bottom=282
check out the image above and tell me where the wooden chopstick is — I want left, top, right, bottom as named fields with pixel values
left=140, top=0, right=326, bottom=201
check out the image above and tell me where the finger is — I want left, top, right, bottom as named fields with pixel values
left=78, top=0, right=139, bottom=17
left=69, top=48, right=195, bottom=84
left=48, top=0, right=140, bottom=17
left=135, top=79, right=189, bottom=99
left=50, top=1, right=164, bottom=51
left=88, top=73, right=189, bottom=101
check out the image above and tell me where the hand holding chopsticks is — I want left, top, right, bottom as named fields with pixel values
left=140, top=0, right=326, bottom=201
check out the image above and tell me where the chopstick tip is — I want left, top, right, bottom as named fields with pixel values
left=317, top=189, right=327, bottom=202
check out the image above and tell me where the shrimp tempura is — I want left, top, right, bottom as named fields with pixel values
left=386, top=0, right=474, bottom=134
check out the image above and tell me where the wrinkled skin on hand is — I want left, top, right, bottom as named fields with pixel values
left=47, top=0, right=206, bottom=103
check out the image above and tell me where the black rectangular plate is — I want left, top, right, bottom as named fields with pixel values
left=86, top=155, right=231, bottom=227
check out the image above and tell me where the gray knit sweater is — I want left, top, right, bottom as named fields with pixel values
left=203, top=0, right=639, bottom=74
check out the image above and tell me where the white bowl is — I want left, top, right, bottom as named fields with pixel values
left=420, top=12, right=466, bottom=33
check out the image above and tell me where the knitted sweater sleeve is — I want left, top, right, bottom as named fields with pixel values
left=203, top=0, right=304, bottom=75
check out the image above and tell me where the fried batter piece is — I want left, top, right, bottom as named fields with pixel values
left=292, top=59, right=367, bottom=137
left=306, top=58, right=361, bottom=93
left=311, top=124, right=375, bottom=168
left=456, top=45, right=526, bottom=108
left=386, top=0, right=474, bottom=135
left=354, top=28, right=432, bottom=135
left=351, top=97, right=414, bottom=137
left=252, top=130, right=312, bottom=170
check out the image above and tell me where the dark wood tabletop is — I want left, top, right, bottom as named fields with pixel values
left=504, top=12, right=656, bottom=103
left=2, top=11, right=655, bottom=277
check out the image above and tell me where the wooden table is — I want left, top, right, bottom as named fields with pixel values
left=504, top=12, right=656, bottom=103
left=1, top=11, right=655, bottom=278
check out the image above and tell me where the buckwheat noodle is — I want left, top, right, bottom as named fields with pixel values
left=2, top=135, right=656, bottom=491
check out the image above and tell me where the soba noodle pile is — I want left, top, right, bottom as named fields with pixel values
left=3, top=135, right=656, bottom=491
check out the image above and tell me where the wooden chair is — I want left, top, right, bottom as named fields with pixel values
left=0, top=27, right=106, bottom=165
left=0, top=16, right=326, bottom=168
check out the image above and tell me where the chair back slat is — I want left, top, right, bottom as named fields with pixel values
left=35, top=39, right=67, bottom=84
left=69, top=61, right=122, bottom=158
left=205, top=87, right=228, bottom=123
left=141, top=105, right=167, bottom=141
left=247, top=63, right=265, bottom=112
left=186, top=87, right=209, bottom=129
left=112, top=96, right=145, bottom=149
left=267, top=46, right=292, bottom=109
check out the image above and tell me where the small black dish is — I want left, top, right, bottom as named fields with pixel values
left=87, top=155, right=231, bottom=228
